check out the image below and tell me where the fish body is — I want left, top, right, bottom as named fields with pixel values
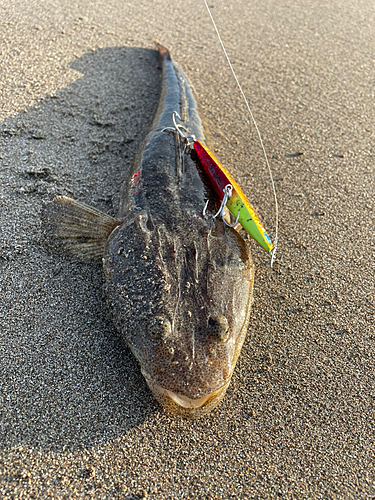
left=44, top=45, right=254, bottom=417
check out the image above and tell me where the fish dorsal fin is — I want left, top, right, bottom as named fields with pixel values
left=42, top=196, right=121, bottom=261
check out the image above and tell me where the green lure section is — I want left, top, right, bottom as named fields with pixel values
left=194, top=141, right=273, bottom=253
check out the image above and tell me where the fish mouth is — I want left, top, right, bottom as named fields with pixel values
left=143, top=374, right=231, bottom=417
left=152, top=383, right=221, bottom=409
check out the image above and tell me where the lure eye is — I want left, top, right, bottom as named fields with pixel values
left=148, top=316, right=172, bottom=340
left=207, top=315, right=230, bottom=343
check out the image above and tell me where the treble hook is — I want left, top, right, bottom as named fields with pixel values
left=202, top=199, right=209, bottom=218
left=161, top=111, right=196, bottom=147
left=213, top=184, right=240, bottom=228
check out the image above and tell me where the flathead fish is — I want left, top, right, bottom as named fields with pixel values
left=43, top=43, right=254, bottom=417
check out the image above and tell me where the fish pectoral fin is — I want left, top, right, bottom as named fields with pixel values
left=42, top=195, right=121, bottom=261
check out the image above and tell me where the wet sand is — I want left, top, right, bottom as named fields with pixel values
left=0, top=0, right=374, bottom=498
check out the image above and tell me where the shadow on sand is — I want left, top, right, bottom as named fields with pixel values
left=0, top=46, right=163, bottom=452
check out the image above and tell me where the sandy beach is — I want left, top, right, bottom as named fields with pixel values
left=0, top=0, right=374, bottom=498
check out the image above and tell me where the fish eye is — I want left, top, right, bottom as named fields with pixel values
left=207, top=315, right=230, bottom=343
left=147, top=316, right=172, bottom=340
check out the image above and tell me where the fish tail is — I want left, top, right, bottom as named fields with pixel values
left=154, top=40, right=171, bottom=61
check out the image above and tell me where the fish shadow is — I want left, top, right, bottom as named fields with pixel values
left=0, top=46, right=163, bottom=453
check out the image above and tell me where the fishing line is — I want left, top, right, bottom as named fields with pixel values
left=202, top=0, right=279, bottom=266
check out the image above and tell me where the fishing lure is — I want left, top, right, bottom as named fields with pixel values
left=164, top=112, right=274, bottom=254
left=194, top=140, right=273, bottom=253
left=202, top=0, right=279, bottom=264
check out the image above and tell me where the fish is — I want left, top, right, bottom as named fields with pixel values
left=42, top=43, right=254, bottom=418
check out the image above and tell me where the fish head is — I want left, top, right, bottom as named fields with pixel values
left=104, top=212, right=254, bottom=417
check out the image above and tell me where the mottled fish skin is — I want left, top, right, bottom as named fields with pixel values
left=102, top=45, right=255, bottom=417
